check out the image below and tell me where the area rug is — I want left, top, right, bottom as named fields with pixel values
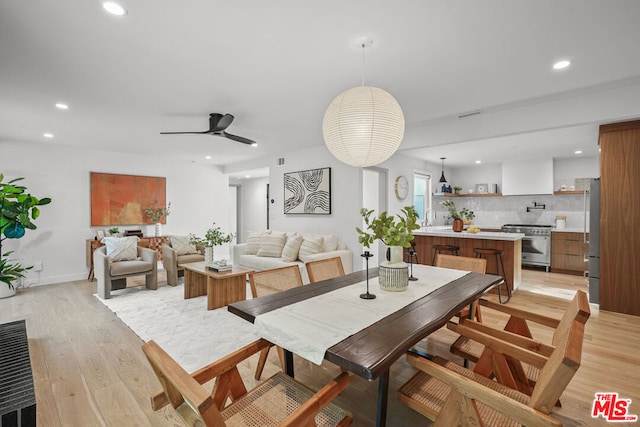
left=95, top=276, right=259, bottom=373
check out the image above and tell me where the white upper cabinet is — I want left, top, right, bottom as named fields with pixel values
left=502, top=159, right=554, bottom=195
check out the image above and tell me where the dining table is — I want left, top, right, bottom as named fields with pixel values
left=228, top=264, right=503, bottom=427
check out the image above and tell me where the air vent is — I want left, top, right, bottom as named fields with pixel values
left=457, top=110, right=483, bottom=119
left=277, top=157, right=285, bottom=165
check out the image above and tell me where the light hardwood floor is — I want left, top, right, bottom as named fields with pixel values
left=1, top=269, right=638, bottom=426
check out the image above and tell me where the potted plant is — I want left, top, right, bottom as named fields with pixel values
left=108, top=227, right=120, bottom=236
left=453, top=186, right=462, bottom=194
left=189, top=223, right=235, bottom=265
left=356, top=206, right=419, bottom=292
left=144, top=200, right=171, bottom=237
left=441, top=200, right=475, bottom=232
left=0, top=174, right=51, bottom=297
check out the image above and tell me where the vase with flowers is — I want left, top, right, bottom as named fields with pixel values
left=356, top=206, right=420, bottom=292
left=144, top=200, right=171, bottom=237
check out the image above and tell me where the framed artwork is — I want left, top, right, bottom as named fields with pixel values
left=90, top=172, right=166, bottom=226
left=475, top=183, right=489, bottom=194
left=284, top=167, right=331, bottom=214
left=96, top=230, right=105, bottom=240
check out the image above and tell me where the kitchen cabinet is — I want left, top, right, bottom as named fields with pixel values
left=598, top=119, right=640, bottom=316
left=551, top=231, right=588, bottom=275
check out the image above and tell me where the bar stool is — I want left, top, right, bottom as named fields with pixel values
left=431, top=245, right=459, bottom=265
left=473, top=248, right=511, bottom=303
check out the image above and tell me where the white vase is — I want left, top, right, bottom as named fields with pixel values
left=155, top=223, right=162, bottom=237
left=379, top=245, right=409, bottom=292
left=0, top=284, right=17, bottom=299
left=204, top=246, right=214, bottom=266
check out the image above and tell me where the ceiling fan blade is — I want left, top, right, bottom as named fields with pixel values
left=223, top=132, right=257, bottom=146
left=160, top=131, right=209, bottom=135
left=210, top=113, right=234, bottom=132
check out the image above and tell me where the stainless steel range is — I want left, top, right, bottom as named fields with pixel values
left=502, top=224, right=552, bottom=271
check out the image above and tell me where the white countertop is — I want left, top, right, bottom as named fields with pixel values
left=414, top=226, right=524, bottom=241
left=551, top=228, right=588, bottom=233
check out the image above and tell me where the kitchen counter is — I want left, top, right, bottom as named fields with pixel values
left=415, top=227, right=524, bottom=241
left=412, top=227, right=522, bottom=291
left=551, top=228, right=587, bottom=233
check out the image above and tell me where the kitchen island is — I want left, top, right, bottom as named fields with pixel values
left=413, top=227, right=524, bottom=291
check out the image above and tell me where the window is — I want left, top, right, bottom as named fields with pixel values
left=413, top=172, right=432, bottom=224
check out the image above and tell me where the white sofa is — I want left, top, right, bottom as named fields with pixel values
left=232, top=231, right=353, bottom=284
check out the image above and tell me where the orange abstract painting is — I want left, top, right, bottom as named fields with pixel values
left=90, top=172, right=166, bottom=226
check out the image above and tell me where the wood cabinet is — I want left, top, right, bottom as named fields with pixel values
left=598, top=120, right=640, bottom=316
left=551, top=232, right=588, bottom=275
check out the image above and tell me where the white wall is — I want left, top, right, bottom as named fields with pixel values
left=554, top=156, right=600, bottom=190
left=1, top=141, right=231, bottom=287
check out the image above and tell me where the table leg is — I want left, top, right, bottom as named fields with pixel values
left=376, top=370, right=389, bottom=427
left=284, top=349, right=294, bottom=377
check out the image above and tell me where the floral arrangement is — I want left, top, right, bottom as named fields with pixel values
left=441, top=200, right=475, bottom=222
left=356, top=206, right=420, bottom=248
left=189, top=223, right=235, bottom=247
left=144, top=200, right=171, bottom=223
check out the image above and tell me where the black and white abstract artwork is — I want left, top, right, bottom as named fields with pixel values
left=284, top=167, right=331, bottom=214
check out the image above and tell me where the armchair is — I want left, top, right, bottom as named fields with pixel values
left=162, top=236, right=205, bottom=286
left=94, top=246, right=157, bottom=299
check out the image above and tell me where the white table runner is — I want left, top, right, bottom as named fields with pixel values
left=253, top=264, right=468, bottom=364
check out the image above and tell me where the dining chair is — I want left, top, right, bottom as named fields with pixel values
left=249, top=265, right=303, bottom=380
left=143, top=338, right=353, bottom=427
left=448, top=289, right=590, bottom=397
left=398, top=290, right=590, bottom=426
left=305, top=256, right=345, bottom=283
left=435, top=254, right=487, bottom=322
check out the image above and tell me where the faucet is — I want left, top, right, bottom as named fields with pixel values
left=422, top=208, right=433, bottom=227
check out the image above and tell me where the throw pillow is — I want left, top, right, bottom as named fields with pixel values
left=281, top=234, right=303, bottom=262
left=321, top=234, right=339, bottom=252
left=298, top=235, right=324, bottom=262
left=245, top=230, right=271, bottom=255
left=170, top=235, right=198, bottom=255
left=257, top=232, right=286, bottom=258
left=102, top=236, right=139, bottom=261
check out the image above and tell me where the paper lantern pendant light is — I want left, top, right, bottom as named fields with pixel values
left=323, top=86, right=405, bottom=167
left=322, top=38, right=405, bottom=167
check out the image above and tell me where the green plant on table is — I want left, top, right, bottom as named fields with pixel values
left=0, top=173, right=51, bottom=289
left=108, top=227, right=119, bottom=235
left=441, top=200, right=475, bottom=221
left=144, top=200, right=171, bottom=223
left=189, top=223, right=235, bottom=247
left=356, top=206, right=420, bottom=248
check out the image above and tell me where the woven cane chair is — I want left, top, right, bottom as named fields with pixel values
left=306, top=257, right=345, bottom=283
left=249, top=265, right=303, bottom=380
left=435, top=254, right=487, bottom=322
left=448, top=289, right=591, bottom=397
left=398, top=290, right=590, bottom=426
left=143, top=339, right=353, bottom=427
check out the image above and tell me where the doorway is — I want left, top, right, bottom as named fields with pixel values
left=362, top=168, right=388, bottom=267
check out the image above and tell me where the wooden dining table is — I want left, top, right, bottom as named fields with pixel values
left=228, top=265, right=502, bottom=427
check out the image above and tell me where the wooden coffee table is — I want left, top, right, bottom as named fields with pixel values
left=181, top=262, right=254, bottom=310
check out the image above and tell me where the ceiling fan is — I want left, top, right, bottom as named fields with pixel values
left=160, top=113, right=257, bottom=146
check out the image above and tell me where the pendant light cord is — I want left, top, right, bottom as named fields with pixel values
left=361, top=43, right=365, bottom=86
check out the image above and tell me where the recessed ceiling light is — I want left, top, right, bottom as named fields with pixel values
left=205, top=155, right=212, bottom=160
left=574, top=150, right=583, bottom=154
left=553, top=60, right=571, bottom=70
left=250, top=142, right=258, bottom=147
left=102, top=2, right=127, bottom=16
left=43, top=133, right=54, bottom=138
left=55, top=103, right=69, bottom=110
left=475, top=160, right=482, bottom=164
left=245, top=175, right=251, bottom=179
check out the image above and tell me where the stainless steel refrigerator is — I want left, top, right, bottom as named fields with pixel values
left=588, top=178, right=600, bottom=304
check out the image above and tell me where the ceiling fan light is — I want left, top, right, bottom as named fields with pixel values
left=323, top=86, right=405, bottom=167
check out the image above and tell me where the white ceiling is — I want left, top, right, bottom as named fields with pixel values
left=2, top=1, right=640, bottom=172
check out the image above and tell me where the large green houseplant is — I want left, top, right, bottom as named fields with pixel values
left=189, top=223, right=235, bottom=265
left=0, top=174, right=51, bottom=293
